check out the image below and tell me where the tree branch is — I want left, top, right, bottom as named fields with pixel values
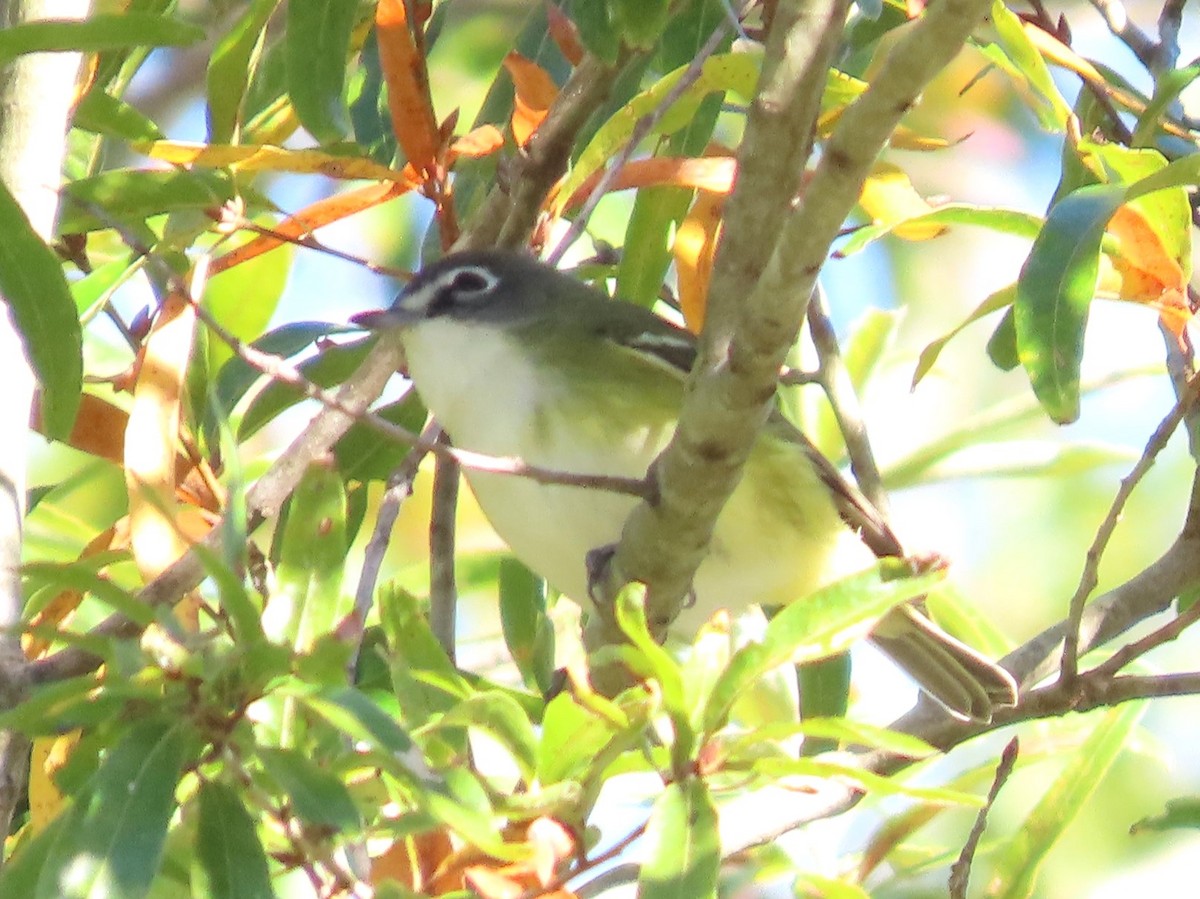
left=598, top=0, right=853, bottom=645
left=0, top=0, right=90, bottom=857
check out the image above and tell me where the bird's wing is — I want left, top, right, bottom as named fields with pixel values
left=593, top=300, right=903, bottom=559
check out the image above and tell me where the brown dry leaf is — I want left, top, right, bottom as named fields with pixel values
left=211, top=181, right=410, bottom=275
left=1103, top=205, right=1192, bottom=335
left=376, top=0, right=441, bottom=180
left=546, top=2, right=584, bottom=65
left=503, top=51, right=559, bottom=146
left=675, top=190, right=725, bottom=333
left=125, top=292, right=204, bottom=628
left=31, top=392, right=214, bottom=501
left=370, top=830, right=456, bottom=892
left=554, top=155, right=737, bottom=216
left=858, top=162, right=948, bottom=241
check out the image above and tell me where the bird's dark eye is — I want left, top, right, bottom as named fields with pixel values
left=449, top=268, right=493, bottom=295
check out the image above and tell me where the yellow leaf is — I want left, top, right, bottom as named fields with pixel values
left=134, top=140, right=411, bottom=182
left=858, top=162, right=948, bottom=241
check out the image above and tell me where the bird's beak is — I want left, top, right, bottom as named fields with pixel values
left=349, top=306, right=421, bottom=331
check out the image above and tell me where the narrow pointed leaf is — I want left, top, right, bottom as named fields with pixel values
left=639, top=780, right=719, bottom=899
left=1014, top=184, right=1124, bottom=423
left=194, top=781, right=276, bottom=899
left=0, top=182, right=81, bottom=439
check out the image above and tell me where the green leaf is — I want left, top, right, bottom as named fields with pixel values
left=207, top=0, right=278, bottom=143
left=0, top=809, right=72, bottom=898
left=702, top=561, right=943, bottom=734
left=613, top=583, right=695, bottom=769
left=193, top=781, right=277, bottom=899
left=73, top=88, right=164, bottom=141
left=49, top=719, right=193, bottom=899
left=498, top=558, right=555, bottom=694
left=978, top=0, right=1071, bottom=131
left=913, top=283, right=1016, bottom=387
left=0, top=181, right=82, bottom=439
left=265, top=459, right=348, bottom=651
left=431, top=692, right=539, bottom=782
left=0, top=13, right=204, bottom=63
left=989, top=702, right=1144, bottom=897
left=379, top=584, right=471, bottom=723
left=1132, top=61, right=1200, bottom=148
left=58, top=168, right=234, bottom=235
left=237, top=335, right=372, bottom=439
left=611, top=0, right=670, bottom=49
left=202, top=231, right=292, bottom=376
left=722, top=718, right=936, bottom=759
left=1130, top=797, right=1200, bottom=834
left=837, top=205, right=1043, bottom=257
left=21, top=560, right=151, bottom=625
left=299, top=686, right=415, bottom=756
left=639, top=779, right=719, bottom=899
left=212, top=320, right=341, bottom=413
left=258, top=748, right=362, bottom=831
left=536, top=692, right=619, bottom=785
left=332, top=392, right=428, bottom=482
left=798, top=654, right=851, bottom=754
left=987, top=306, right=1020, bottom=371
left=286, top=0, right=357, bottom=143
left=756, top=757, right=984, bottom=805
left=570, top=1, right=622, bottom=64
left=1014, top=184, right=1124, bottom=423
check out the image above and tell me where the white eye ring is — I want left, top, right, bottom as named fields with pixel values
left=444, top=265, right=497, bottom=299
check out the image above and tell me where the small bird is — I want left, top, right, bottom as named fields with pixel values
left=352, top=249, right=1017, bottom=721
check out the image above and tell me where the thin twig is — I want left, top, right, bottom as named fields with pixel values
left=948, top=737, right=1018, bottom=899
left=1086, top=0, right=1158, bottom=70
left=215, top=210, right=413, bottom=280
left=545, top=20, right=734, bottom=266
left=348, top=413, right=438, bottom=680
left=806, top=282, right=888, bottom=511
left=1061, top=372, right=1200, bottom=683
left=1027, top=0, right=1134, bottom=143
left=428, top=434, right=459, bottom=662
left=556, top=822, right=649, bottom=899
left=1089, top=584, right=1200, bottom=679
left=468, top=53, right=633, bottom=252
left=1156, top=0, right=1185, bottom=72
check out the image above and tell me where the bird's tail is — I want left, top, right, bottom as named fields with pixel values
left=870, top=604, right=1019, bottom=723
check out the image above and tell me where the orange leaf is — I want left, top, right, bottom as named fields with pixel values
left=449, top=124, right=505, bottom=160
left=125, top=292, right=204, bottom=626
left=376, top=0, right=440, bottom=180
left=675, top=190, right=725, bottom=333
left=211, top=181, right=410, bottom=275
left=546, top=3, right=584, bottom=65
left=503, top=51, right=559, bottom=146
left=554, top=156, right=737, bottom=216
left=370, top=830, right=455, bottom=891
left=1104, top=205, right=1192, bottom=335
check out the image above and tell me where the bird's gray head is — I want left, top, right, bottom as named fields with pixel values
left=351, top=250, right=574, bottom=331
